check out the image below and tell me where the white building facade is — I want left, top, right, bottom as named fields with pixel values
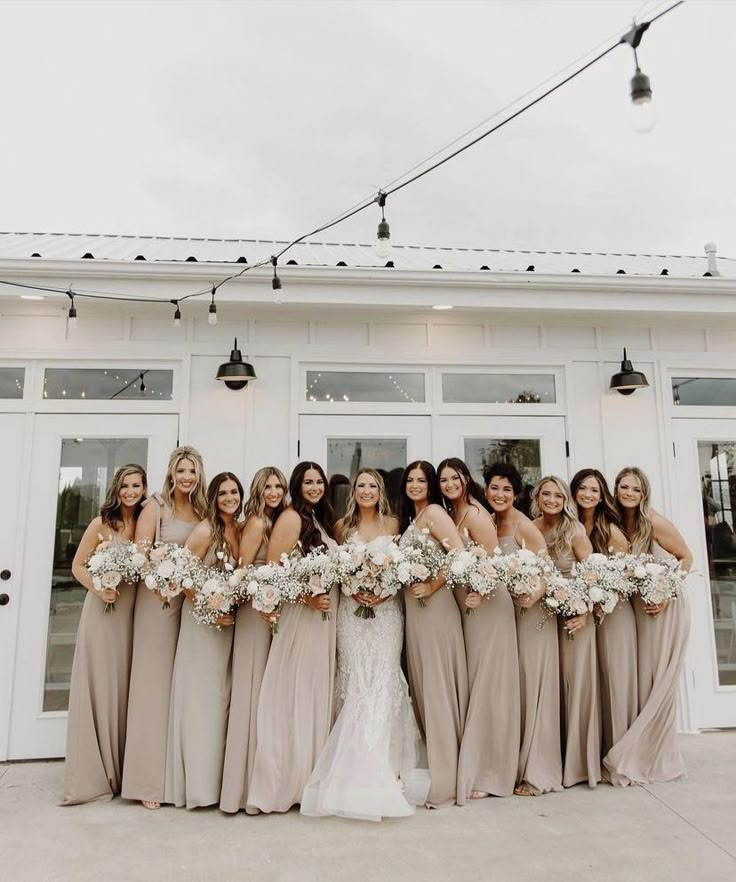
left=0, top=232, right=735, bottom=760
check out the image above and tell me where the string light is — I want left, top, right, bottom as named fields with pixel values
left=622, top=20, right=655, bottom=133
left=208, top=286, right=218, bottom=325
left=172, top=300, right=182, bottom=327
left=66, top=288, right=77, bottom=327
left=271, top=256, right=283, bottom=304
left=375, top=192, right=391, bottom=260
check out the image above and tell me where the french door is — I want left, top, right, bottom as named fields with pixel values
left=672, top=419, right=736, bottom=729
left=7, top=413, right=179, bottom=759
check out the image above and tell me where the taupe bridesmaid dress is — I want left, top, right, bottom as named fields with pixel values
left=401, top=523, right=468, bottom=807
left=62, top=537, right=136, bottom=805
left=165, top=548, right=235, bottom=808
left=500, top=530, right=562, bottom=795
left=604, top=541, right=690, bottom=786
left=121, top=497, right=197, bottom=804
left=220, top=539, right=271, bottom=814
left=551, top=544, right=601, bottom=788
left=456, top=519, right=520, bottom=802
left=248, top=525, right=338, bottom=813
left=597, top=594, right=638, bottom=758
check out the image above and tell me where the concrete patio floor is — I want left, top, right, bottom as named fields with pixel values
left=1, top=731, right=734, bottom=882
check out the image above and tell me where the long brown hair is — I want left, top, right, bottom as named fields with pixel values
left=100, top=464, right=148, bottom=530
left=437, top=457, right=490, bottom=515
left=614, top=466, right=653, bottom=554
left=336, top=469, right=393, bottom=543
left=289, top=462, right=335, bottom=553
left=571, top=468, right=623, bottom=555
left=161, top=445, right=207, bottom=519
left=398, top=460, right=443, bottom=533
left=530, top=475, right=580, bottom=558
left=243, top=466, right=288, bottom=544
left=204, top=472, right=244, bottom=561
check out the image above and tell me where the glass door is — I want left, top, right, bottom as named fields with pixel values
left=299, top=415, right=432, bottom=519
left=672, top=419, right=736, bottom=729
left=434, top=415, right=568, bottom=515
left=7, top=413, right=179, bottom=759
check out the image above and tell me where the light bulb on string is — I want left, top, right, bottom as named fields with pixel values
left=271, top=256, right=284, bottom=304
left=172, top=300, right=182, bottom=327
left=208, top=286, right=218, bottom=325
left=66, top=288, right=77, bottom=327
left=622, top=20, right=655, bottom=134
left=375, top=191, right=391, bottom=260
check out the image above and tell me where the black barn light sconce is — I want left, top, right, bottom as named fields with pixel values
left=216, top=339, right=257, bottom=390
left=609, top=348, right=649, bottom=395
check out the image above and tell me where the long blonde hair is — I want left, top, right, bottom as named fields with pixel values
left=161, top=445, right=207, bottom=518
left=531, top=475, right=581, bottom=558
left=243, top=466, right=288, bottom=544
left=614, top=466, right=653, bottom=554
left=337, top=469, right=393, bottom=543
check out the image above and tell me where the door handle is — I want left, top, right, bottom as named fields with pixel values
left=0, top=594, right=9, bottom=606
left=0, top=570, right=10, bottom=581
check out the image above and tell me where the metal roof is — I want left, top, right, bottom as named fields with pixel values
left=0, top=231, right=730, bottom=278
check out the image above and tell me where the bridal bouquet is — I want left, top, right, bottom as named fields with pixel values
left=443, top=542, right=502, bottom=615
left=397, top=526, right=447, bottom=608
left=494, top=547, right=557, bottom=613
left=140, top=542, right=202, bottom=609
left=292, top=546, right=341, bottom=621
left=85, top=535, right=143, bottom=613
left=338, top=535, right=404, bottom=619
left=190, top=548, right=248, bottom=628
left=544, top=566, right=593, bottom=639
left=626, top=553, right=687, bottom=606
left=243, top=553, right=304, bottom=634
left=566, top=553, right=622, bottom=623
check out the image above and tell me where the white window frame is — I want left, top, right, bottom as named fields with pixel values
left=300, top=363, right=433, bottom=415
left=0, top=360, right=30, bottom=412
left=436, top=364, right=566, bottom=416
left=665, top=365, right=736, bottom=420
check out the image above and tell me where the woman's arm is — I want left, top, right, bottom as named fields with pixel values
left=651, top=512, right=693, bottom=573
left=266, top=509, right=301, bottom=563
left=239, top=517, right=267, bottom=566
left=71, top=517, right=110, bottom=596
left=516, top=519, right=548, bottom=555
left=572, top=524, right=594, bottom=562
left=134, top=499, right=159, bottom=546
left=183, top=521, right=211, bottom=601
left=465, top=506, right=499, bottom=554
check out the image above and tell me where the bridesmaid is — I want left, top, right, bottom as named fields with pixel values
left=122, top=446, right=207, bottom=810
left=438, top=458, right=519, bottom=802
left=62, top=464, right=147, bottom=805
left=248, top=462, right=338, bottom=813
left=533, top=475, right=599, bottom=789
left=165, top=472, right=242, bottom=808
left=571, top=469, right=635, bottom=760
left=399, top=460, right=468, bottom=808
left=485, top=463, right=561, bottom=796
left=604, top=466, right=692, bottom=786
left=220, top=466, right=287, bottom=815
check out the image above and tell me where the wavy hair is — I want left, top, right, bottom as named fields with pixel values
left=437, top=457, right=490, bottom=514
left=614, top=466, right=653, bottom=554
left=100, top=464, right=148, bottom=531
left=483, top=461, right=523, bottom=496
left=161, top=445, right=207, bottom=519
left=243, top=466, right=288, bottom=545
left=204, top=472, right=244, bottom=562
left=398, top=460, right=443, bottom=534
left=571, top=468, right=623, bottom=555
left=289, top=462, right=335, bottom=553
left=530, top=475, right=581, bottom=558
left=336, top=469, right=393, bottom=543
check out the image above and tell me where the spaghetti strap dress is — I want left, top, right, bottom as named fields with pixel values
left=603, top=541, right=691, bottom=786
left=456, top=517, right=520, bottom=801
left=597, top=588, right=638, bottom=759
left=401, top=523, right=468, bottom=808
left=551, top=544, right=601, bottom=788
left=220, top=539, right=272, bottom=814
left=164, top=548, right=235, bottom=808
left=121, top=497, right=197, bottom=804
left=62, top=536, right=136, bottom=805
left=248, top=523, right=338, bottom=813
left=500, top=530, right=562, bottom=795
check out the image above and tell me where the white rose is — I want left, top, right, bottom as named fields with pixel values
left=131, top=552, right=146, bottom=569
left=634, top=566, right=647, bottom=579
left=182, top=577, right=194, bottom=590
left=93, top=576, right=102, bottom=590
left=156, top=560, right=175, bottom=579
left=245, top=579, right=259, bottom=597
left=589, top=586, right=604, bottom=603
left=546, top=597, right=559, bottom=609
left=144, top=574, right=157, bottom=590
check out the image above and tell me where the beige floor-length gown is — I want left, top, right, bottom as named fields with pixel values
left=401, top=524, right=468, bottom=807
left=552, top=545, right=601, bottom=788
left=604, top=541, right=690, bottom=786
left=165, top=548, right=235, bottom=808
left=220, top=540, right=271, bottom=814
left=248, top=527, right=338, bottom=813
left=501, top=532, right=562, bottom=795
left=456, top=524, right=520, bottom=801
left=121, top=498, right=197, bottom=804
left=597, top=595, right=638, bottom=758
left=62, top=538, right=136, bottom=805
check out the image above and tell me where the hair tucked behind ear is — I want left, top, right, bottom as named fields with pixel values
left=289, top=462, right=335, bottom=553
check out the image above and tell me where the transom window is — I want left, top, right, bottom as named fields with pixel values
left=43, top=368, right=174, bottom=401
left=0, top=367, right=24, bottom=399
left=442, top=372, right=556, bottom=404
left=306, top=371, right=425, bottom=403
left=672, top=377, right=736, bottom=407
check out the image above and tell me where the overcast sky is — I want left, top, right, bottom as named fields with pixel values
left=0, top=0, right=734, bottom=260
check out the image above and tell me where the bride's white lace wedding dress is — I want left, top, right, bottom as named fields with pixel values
left=301, top=534, right=430, bottom=822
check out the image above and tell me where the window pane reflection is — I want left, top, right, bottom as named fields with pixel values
left=0, top=367, right=24, bottom=399
left=325, top=438, right=407, bottom=519
left=44, top=437, right=148, bottom=711
left=443, top=373, right=556, bottom=404
left=306, top=371, right=425, bottom=403
left=672, top=377, right=736, bottom=407
left=43, top=369, right=173, bottom=401
left=464, top=438, right=542, bottom=517
left=699, top=441, right=736, bottom=686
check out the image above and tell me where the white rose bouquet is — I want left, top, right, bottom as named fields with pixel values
left=340, top=535, right=404, bottom=619
left=543, top=568, right=592, bottom=639
left=140, top=542, right=201, bottom=609
left=627, top=553, right=686, bottom=606
left=242, top=553, right=304, bottom=634
left=190, top=548, right=248, bottom=628
left=494, top=547, right=556, bottom=613
left=566, top=553, right=622, bottom=623
left=443, top=542, right=502, bottom=615
left=292, top=546, right=340, bottom=621
left=396, top=526, right=447, bottom=608
left=85, top=535, right=142, bottom=613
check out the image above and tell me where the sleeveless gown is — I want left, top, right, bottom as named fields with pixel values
left=122, top=497, right=197, bottom=803
left=302, top=534, right=429, bottom=821
left=455, top=517, right=520, bottom=800
left=400, top=523, right=468, bottom=807
left=220, top=539, right=272, bottom=814
left=164, top=548, right=235, bottom=808
left=499, top=531, right=562, bottom=794
left=550, top=543, right=601, bottom=788
left=604, top=541, right=691, bottom=785
left=62, top=536, right=136, bottom=805
left=248, top=523, right=338, bottom=813
left=597, top=588, right=638, bottom=760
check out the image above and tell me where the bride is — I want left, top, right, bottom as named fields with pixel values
left=301, top=469, right=429, bottom=822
